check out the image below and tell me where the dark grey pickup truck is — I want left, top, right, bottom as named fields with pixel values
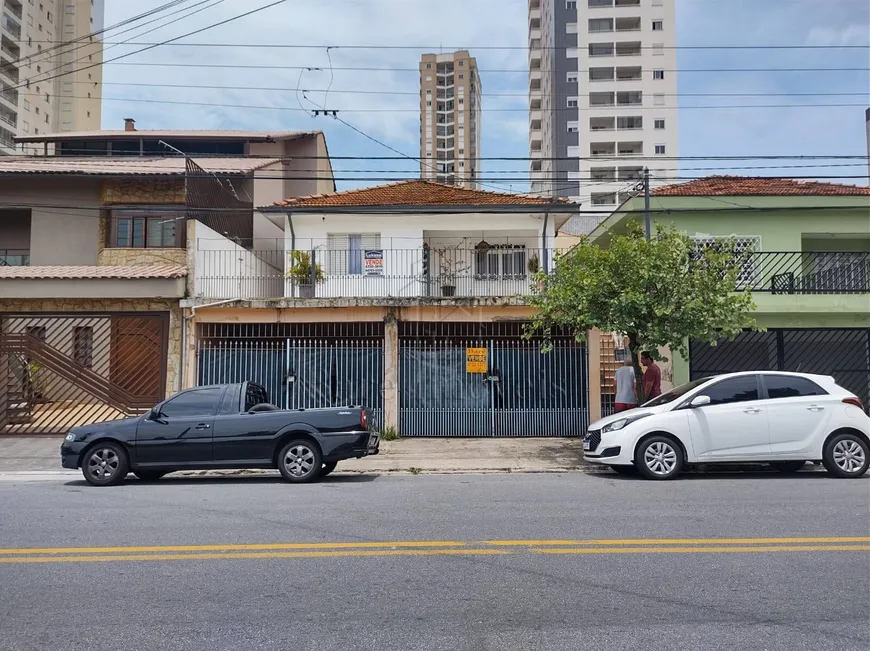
left=60, top=382, right=379, bottom=486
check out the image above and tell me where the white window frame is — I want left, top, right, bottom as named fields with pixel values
left=475, top=245, right=528, bottom=280
left=691, top=235, right=761, bottom=287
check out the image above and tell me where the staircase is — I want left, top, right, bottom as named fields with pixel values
left=4, top=376, right=32, bottom=425
left=0, top=334, right=154, bottom=416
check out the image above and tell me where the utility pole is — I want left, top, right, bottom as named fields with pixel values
left=643, top=166, right=651, bottom=240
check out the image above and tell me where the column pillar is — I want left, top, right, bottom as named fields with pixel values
left=586, top=328, right=602, bottom=424
left=383, top=313, right=399, bottom=432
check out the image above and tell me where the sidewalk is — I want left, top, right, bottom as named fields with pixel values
left=0, top=436, right=590, bottom=474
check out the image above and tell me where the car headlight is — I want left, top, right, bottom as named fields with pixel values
left=64, top=433, right=76, bottom=442
left=601, top=413, right=652, bottom=433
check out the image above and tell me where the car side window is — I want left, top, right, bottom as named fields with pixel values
left=764, top=375, right=827, bottom=400
left=160, top=387, right=224, bottom=418
left=700, top=376, right=759, bottom=406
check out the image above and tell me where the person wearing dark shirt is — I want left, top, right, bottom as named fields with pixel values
left=641, top=351, right=662, bottom=400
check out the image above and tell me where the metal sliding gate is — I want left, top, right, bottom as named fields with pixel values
left=197, top=323, right=384, bottom=430
left=399, top=323, right=588, bottom=437
left=690, top=328, right=870, bottom=407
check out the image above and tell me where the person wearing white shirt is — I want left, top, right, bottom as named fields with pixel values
left=614, top=356, right=638, bottom=413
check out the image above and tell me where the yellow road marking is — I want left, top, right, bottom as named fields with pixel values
left=0, top=541, right=467, bottom=555
left=0, top=549, right=508, bottom=564
left=533, top=545, right=870, bottom=555
left=485, top=537, right=870, bottom=546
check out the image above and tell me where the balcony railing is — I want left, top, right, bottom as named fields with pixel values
left=716, top=251, right=870, bottom=293
left=0, top=249, right=30, bottom=266
left=195, top=247, right=564, bottom=300
left=5, top=2, right=22, bottom=19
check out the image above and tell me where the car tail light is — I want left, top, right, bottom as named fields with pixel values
left=361, top=409, right=368, bottom=430
left=843, top=397, right=864, bottom=409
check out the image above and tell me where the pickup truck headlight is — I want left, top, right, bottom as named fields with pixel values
left=601, top=413, right=653, bottom=433
left=64, top=433, right=76, bottom=443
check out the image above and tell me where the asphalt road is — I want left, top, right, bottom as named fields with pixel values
left=0, top=472, right=868, bottom=651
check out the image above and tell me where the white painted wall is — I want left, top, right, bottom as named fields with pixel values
left=193, top=221, right=283, bottom=299
left=282, top=211, right=562, bottom=298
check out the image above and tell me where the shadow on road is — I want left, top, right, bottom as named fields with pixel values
left=588, top=467, right=864, bottom=481
left=62, top=473, right=381, bottom=488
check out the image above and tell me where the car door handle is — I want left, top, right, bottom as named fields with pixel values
left=743, top=408, right=761, bottom=414
left=806, top=405, right=825, bottom=412
left=194, top=423, right=211, bottom=430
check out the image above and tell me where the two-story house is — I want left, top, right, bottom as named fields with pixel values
left=183, top=180, right=586, bottom=437
left=584, top=176, right=870, bottom=407
left=0, top=124, right=334, bottom=434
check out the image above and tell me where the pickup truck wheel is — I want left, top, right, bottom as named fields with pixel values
left=278, top=440, right=323, bottom=483
left=320, top=461, right=338, bottom=477
left=82, top=442, right=129, bottom=487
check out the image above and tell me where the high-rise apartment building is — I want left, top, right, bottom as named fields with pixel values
left=529, top=0, right=678, bottom=204
left=420, top=51, right=482, bottom=187
left=1, top=0, right=104, bottom=155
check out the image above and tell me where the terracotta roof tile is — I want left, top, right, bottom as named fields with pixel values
left=15, top=130, right=319, bottom=143
left=0, top=264, right=188, bottom=280
left=0, top=157, right=285, bottom=176
left=275, top=180, right=575, bottom=208
left=652, top=176, right=870, bottom=197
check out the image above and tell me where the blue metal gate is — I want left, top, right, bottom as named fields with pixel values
left=398, top=324, right=588, bottom=437
left=197, top=324, right=384, bottom=429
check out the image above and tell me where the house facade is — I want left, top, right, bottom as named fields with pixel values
left=585, top=176, right=870, bottom=406
left=0, top=127, right=334, bottom=434
left=184, top=180, right=591, bottom=437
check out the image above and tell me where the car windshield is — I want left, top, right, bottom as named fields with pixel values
left=642, top=377, right=714, bottom=407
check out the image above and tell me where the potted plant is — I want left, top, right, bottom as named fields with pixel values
left=287, top=250, right=325, bottom=298
left=527, top=253, right=540, bottom=276
left=433, top=246, right=469, bottom=297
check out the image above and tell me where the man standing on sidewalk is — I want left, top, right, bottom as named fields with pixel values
left=641, top=351, right=662, bottom=401
left=614, top=356, right=638, bottom=413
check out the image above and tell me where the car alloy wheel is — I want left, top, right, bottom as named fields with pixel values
left=644, top=441, right=677, bottom=476
left=832, top=439, right=866, bottom=474
left=88, top=448, right=120, bottom=481
left=82, top=442, right=129, bottom=487
left=277, top=439, right=323, bottom=483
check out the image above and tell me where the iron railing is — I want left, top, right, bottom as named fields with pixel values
left=0, top=82, right=16, bottom=105
left=739, top=251, right=870, bottom=293
left=195, top=246, right=560, bottom=300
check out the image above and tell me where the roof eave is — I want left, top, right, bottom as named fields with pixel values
left=260, top=203, right=577, bottom=214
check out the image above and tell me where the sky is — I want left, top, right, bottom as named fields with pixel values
left=98, top=0, right=870, bottom=192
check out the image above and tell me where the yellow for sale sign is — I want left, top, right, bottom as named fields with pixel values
left=466, top=347, right=488, bottom=373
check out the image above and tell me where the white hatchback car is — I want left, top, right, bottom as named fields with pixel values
left=584, top=371, right=870, bottom=480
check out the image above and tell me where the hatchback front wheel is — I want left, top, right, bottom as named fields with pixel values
left=636, top=436, right=683, bottom=480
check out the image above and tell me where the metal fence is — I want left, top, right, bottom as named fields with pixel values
left=195, top=246, right=560, bottom=300
left=690, top=328, right=870, bottom=407
left=398, top=323, right=587, bottom=437
left=742, top=252, right=869, bottom=293
left=0, top=313, right=169, bottom=434
left=196, top=323, right=384, bottom=429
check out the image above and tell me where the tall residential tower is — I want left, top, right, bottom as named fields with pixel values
left=1, top=0, right=104, bottom=154
left=529, top=0, right=678, bottom=204
left=420, top=51, right=482, bottom=187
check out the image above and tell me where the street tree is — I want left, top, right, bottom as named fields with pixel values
left=528, top=222, right=757, bottom=402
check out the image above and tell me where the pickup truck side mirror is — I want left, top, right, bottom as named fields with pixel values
left=147, top=408, right=168, bottom=424
left=689, top=395, right=711, bottom=408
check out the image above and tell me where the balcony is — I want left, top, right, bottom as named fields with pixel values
left=0, top=108, right=14, bottom=127
left=4, top=0, right=22, bottom=19
left=588, top=43, right=614, bottom=58
left=589, top=92, right=615, bottom=107
left=617, top=141, right=643, bottom=156
left=0, top=249, right=29, bottom=266
left=1, top=14, right=21, bottom=40
left=616, top=66, right=642, bottom=81
left=617, top=91, right=642, bottom=106
left=590, top=117, right=615, bottom=131
left=615, top=41, right=642, bottom=57
left=195, top=246, right=566, bottom=301
left=618, top=166, right=644, bottom=181
left=740, top=251, right=870, bottom=294
left=615, top=17, right=641, bottom=32
left=0, top=125, right=13, bottom=149
left=589, top=67, right=614, bottom=82
left=591, top=142, right=616, bottom=157
left=590, top=167, right=616, bottom=182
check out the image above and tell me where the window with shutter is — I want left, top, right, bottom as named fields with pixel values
left=327, top=233, right=381, bottom=275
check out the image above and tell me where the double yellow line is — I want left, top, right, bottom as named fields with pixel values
left=0, top=537, right=867, bottom=565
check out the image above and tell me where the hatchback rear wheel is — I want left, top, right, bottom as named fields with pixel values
left=635, top=436, right=683, bottom=480
left=822, top=433, right=869, bottom=479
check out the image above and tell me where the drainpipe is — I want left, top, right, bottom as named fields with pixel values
left=288, top=212, right=296, bottom=298
left=179, top=298, right=242, bottom=392
left=541, top=211, right=550, bottom=272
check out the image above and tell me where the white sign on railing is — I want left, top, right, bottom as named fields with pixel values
left=364, top=250, right=384, bottom=276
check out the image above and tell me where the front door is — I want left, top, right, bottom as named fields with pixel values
left=687, top=375, right=771, bottom=459
left=111, top=317, right=164, bottom=407
left=135, top=386, right=225, bottom=466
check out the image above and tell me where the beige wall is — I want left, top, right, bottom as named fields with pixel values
left=98, top=248, right=187, bottom=267
left=0, top=177, right=102, bottom=265
left=0, top=277, right=185, bottom=300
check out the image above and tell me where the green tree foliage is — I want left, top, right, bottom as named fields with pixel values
left=527, top=222, right=758, bottom=401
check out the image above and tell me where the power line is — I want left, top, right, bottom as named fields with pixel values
left=38, top=93, right=867, bottom=113
left=6, top=0, right=290, bottom=92
left=43, top=80, right=870, bottom=99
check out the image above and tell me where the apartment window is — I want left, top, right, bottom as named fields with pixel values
left=654, top=118, right=666, bottom=129
left=567, top=97, right=579, bottom=108
left=589, top=67, right=615, bottom=81
left=458, top=149, right=464, bottom=155
left=566, top=22, right=578, bottom=33
left=653, top=70, right=665, bottom=80
left=27, top=14, right=33, bottom=26
left=23, top=99, right=29, bottom=110
left=458, top=98, right=463, bottom=105
left=652, top=43, right=664, bottom=56
left=588, top=0, right=612, bottom=7
left=589, top=91, right=615, bottom=106
left=426, top=63, right=431, bottom=69
left=46, top=10, right=52, bottom=21
left=22, top=121, right=29, bottom=132
left=73, top=327, right=93, bottom=369
left=617, top=116, right=642, bottom=130
left=426, top=100, right=432, bottom=107
left=652, top=20, right=663, bottom=31
left=44, top=93, right=49, bottom=102
left=616, top=91, right=642, bottom=105
left=588, top=18, right=613, bottom=33
left=588, top=43, right=614, bottom=57
left=566, top=1, right=577, bottom=8
left=567, top=71, right=578, bottom=83
left=35, top=107, right=39, bottom=115
left=458, top=73, right=463, bottom=79
left=110, top=212, right=183, bottom=248
left=476, top=245, right=527, bottom=279
left=653, top=94, right=665, bottom=106
left=65, top=5, right=75, bottom=13
left=655, top=144, right=666, bottom=155
left=44, top=113, right=49, bottom=123
left=458, top=60, right=464, bottom=66
left=567, top=121, right=579, bottom=133
left=327, top=233, right=381, bottom=275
